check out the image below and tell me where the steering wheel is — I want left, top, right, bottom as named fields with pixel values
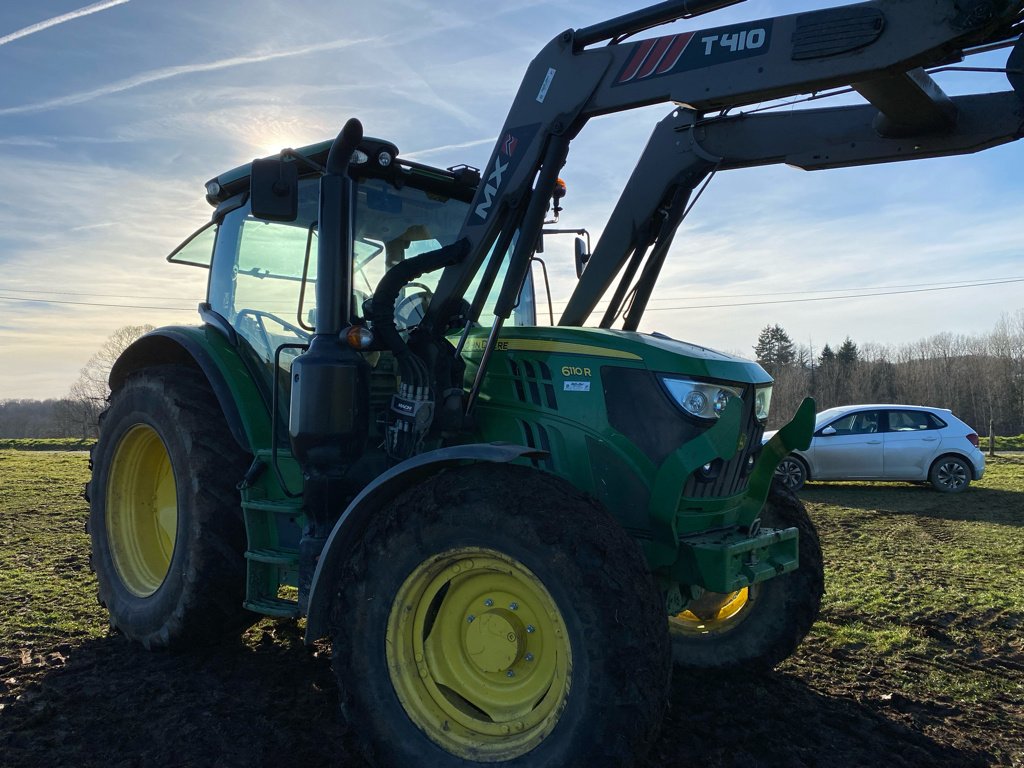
left=235, top=308, right=310, bottom=358
left=394, top=282, right=433, bottom=329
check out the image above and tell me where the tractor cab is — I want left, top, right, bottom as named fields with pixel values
left=169, top=140, right=537, bottom=412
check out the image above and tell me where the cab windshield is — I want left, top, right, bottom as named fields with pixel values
left=204, top=169, right=531, bottom=373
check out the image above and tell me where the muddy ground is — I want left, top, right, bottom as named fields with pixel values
left=1, top=450, right=1022, bottom=767
left=3, top=628, right=1018, bottom=768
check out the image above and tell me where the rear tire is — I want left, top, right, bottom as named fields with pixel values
left=87, top=364, right=255, bottom=649
left=329, top=463, right=670, bottom=767
left=929, top=455, right=971, bottom=493
left=668, top=480, right=823, bottom=670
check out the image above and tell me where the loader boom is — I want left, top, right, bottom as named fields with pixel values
left=562, top=89, right=1024, bottom=327
left=424, top=0, right=1024, bottom=354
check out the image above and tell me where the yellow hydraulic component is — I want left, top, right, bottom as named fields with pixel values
left=671, top=587, right=752, bottom=635
left=105, top=424, right=178, bottom=597
left=387, top=547, right=572, bottom=761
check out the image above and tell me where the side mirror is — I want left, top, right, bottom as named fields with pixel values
left=250, top=158, right=299, bottom=222
left=574, top=237, right=590, bottom=278
left=821, top=425, right=837, bottom=436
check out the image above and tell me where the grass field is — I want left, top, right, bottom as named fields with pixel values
left=0, top=438, right=94, bottom=451
left=1, top=449, right=1021, bottom=767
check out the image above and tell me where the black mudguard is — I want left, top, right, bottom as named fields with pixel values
left=304, top=443, right=543, bottom=642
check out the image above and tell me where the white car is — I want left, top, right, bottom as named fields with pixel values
left=766, top=404, right=985, bottom=493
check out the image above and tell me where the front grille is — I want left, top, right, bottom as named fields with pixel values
left=681, top=390, right=765, bottom=500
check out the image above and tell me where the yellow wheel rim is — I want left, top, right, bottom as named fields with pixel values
left=671, top=587, right=752, bottom=635
left=105, top=424, right=178, bottom=597
left=386, top=547, right=572, bottom=762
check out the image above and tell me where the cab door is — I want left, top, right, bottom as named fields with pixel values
left=811, top=409, right=884, bottom=479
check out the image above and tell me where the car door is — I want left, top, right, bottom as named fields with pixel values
left=882, top=409, right=943, bottom=480
left=810, top=409, right=884, bottom=479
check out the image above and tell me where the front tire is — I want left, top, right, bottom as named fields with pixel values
left=668, top=481, right=823, bottom=670
left=87, top=364, right=254, bottom=649
left=329, top=464, right=670, bottom=767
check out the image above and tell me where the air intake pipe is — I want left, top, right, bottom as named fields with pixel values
left=288, top=118, right=370, bottom=470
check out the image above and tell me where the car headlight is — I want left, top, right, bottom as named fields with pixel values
left=754, top=385, right=773, bottom=422
left=659, top=376, right=744, bottom=420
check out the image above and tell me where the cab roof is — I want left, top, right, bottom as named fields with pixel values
left=203, top=136, right=480, bottom=207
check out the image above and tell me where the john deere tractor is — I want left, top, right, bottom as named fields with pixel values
left=88, top=0, right=1024, bottom=765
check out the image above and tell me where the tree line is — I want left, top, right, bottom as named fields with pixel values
left=0, top=325, right=152, bottom=440
left=755, top=310, right=1024, bottom=435
left=2, top=314, right=1023, bottom=438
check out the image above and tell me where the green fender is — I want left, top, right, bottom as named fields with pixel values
left=304, top=443, right=543, bottom=643
left=109, top=325, right=273, bottom=454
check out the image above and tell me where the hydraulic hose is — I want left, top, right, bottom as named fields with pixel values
left=366, top=239, right=469, bottom=376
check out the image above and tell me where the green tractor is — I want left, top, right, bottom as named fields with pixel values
left=87, top=0, right=1024, bottom=765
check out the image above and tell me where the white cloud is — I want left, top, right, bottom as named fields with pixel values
left=0, top=36, right=378, bottom=117
left=0, top=0, right=130, bottom=47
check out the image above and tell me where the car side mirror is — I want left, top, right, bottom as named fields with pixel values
left=821, top=426, right=837, bottom=436
left=250, top=158, right=299, bottom=222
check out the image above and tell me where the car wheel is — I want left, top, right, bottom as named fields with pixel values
left=929, top=455, right=971, bottom=493
left=774, top=456, right=807, bottom=492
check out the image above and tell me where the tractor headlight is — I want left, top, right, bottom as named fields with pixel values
left=754, top=385, right=773, bottom=422
left=659, top=377, right=743, bottom=420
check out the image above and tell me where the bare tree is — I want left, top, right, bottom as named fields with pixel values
left=758, top=313, right=1024, bottom=436
left=64, top=324, right=154, bottom=437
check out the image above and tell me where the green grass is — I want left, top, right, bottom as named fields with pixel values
left=0, top=450, right=108, bottom=654
left=0, top=437, right=94, bottom=451
left=791, top=453, right=1024, bottom=715
left=984, top=433, right=1024, bottom=451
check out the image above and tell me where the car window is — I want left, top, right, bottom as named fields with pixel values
left=814, top=407, right=846, bottom=429
left=887, top=410, right=941, bottom=432
left=825, top=411, right=880, bottom=435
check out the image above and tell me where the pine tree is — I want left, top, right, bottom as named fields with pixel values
left=818, top=343, right=836, bottom=367
left=837, top=336, right=859, bottom=365
left=753, top=324, right=796, bottom=376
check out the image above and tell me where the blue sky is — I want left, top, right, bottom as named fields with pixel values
left=1, top=0, right=1021, bottom=399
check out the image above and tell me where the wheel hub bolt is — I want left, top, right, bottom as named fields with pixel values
left=526, top=625, right=535, bottom=634
left=509, top=602, right=519, bottom=611
left=484, top=598, right=494, bottom=607
left=506, top=670, right=515, bottom=678
left=467, top=614, right=476, bottom=623
left=525, top=653, right=534, bottom=662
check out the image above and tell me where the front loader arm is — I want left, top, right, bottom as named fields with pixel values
left=425, top=0, right=1024, bottom=335
left=561, top=86, right=1024, bottom=327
